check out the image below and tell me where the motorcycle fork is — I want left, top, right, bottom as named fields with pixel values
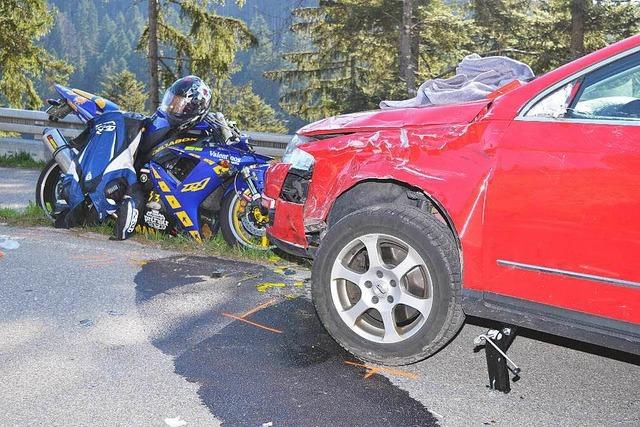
left=240, top=167, right=261, bottom=202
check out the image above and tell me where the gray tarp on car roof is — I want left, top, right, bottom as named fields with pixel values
left=380, top=54, right=535, bottom=109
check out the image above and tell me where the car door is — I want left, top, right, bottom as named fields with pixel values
left=483, top=50, right=640, bottom=324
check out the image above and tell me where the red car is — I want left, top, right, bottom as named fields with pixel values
left=264, top=35, right=640, bottom=364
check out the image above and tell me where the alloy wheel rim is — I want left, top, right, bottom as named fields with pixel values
left=229, top=192, right=274, bottom=250
left=330, top=233, right=433, bottom=344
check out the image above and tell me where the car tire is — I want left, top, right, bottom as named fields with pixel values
left=311, top=204, right=464, bottom=365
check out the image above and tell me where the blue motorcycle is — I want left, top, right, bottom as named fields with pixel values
left=36, top=84, right=274, bottom=249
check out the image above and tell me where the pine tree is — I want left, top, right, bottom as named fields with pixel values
left=141, top=0, right=257, bottom=108
left=266, top=1, right=471, bottom=121
left=0, top=0, right=71, bottom=108
left=265, top=2, right=398, bottom=121
left=527, top=0, right=640, bottom=72
left=470, top=0, right=534, bottom=55
left=217, top=81, right=287, bottom=133
left=101, top=70, right=148, bottom=113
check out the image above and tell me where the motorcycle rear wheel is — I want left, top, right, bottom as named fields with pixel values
left=220, top=191, right=274, bottom=251
left=35, top=159, right=66, bottom=221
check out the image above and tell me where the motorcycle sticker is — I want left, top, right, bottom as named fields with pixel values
left=144, top=210, right=169, bottom=230
left=95, top=121, right=117, bottom=135
left=151, top=137, right=198, bottom=156
left=181, top=177, right=210, bottom=192
left=209, top=151, right=242, bottom=164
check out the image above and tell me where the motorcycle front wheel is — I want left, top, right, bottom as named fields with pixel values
left=220, top=190, right=274, bottom=251
left=35, top=159, right=66, bottom=221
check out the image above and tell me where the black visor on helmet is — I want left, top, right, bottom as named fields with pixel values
left=160, top=75, right=212, bottom=128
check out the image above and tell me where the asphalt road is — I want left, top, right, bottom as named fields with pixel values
left=0, top=167, right=40, bottom=210
left=1, top=171, right=639, bottom=426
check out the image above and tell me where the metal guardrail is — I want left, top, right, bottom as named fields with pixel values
left=0, top=107, right=291, bottom=158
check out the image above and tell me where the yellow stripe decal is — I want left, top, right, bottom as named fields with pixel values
left=158, top=181, right=170, bottom=193
left=176, top=211, right=193, bottom=227
left=165, top=195, right=181, bottom=209
left=189, top=230, right=202, bottom=242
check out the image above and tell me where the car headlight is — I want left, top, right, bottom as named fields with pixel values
left=282, top=134, right=315, bottom=170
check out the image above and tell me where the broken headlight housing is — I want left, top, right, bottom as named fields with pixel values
left=282, top=134, right=315, bottom=171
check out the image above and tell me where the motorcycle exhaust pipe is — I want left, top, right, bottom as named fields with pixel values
left=42, top=128, right=75, bottom=174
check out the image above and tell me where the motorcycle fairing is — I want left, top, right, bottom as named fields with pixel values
left=146, top=141, right=270, bottom=239
left=54, top=84, right=119, bottom=122
left=63, top=111, right=144, bottom=221
left=148, top=149, right=225, bottom=241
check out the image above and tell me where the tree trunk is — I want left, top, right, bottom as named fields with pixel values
left=148, top=0, right=160, bottom=110
left=399, top=0, right=417, bottom=96
left=570, top=0, right=587, bottom=59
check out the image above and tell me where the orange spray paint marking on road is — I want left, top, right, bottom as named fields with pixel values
left=344, top=360, right=419, bottom=380
left=239, top=298, right=278, bottom=318
left=70, top=254, right=115, bottom=268
left=222, top=298, right=282, bottom=334
left=221, top=313, right=283, bottom=334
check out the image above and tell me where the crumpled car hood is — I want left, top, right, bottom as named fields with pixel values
left=298, top=99, right=491, bottom=137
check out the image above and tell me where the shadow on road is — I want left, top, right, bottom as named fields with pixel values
left=134, top=256, right=438, bottom=426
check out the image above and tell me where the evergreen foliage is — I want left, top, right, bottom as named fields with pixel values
left=0, top=0, right=71, bottom=108
left=217, top=82, right=288, bottom=133
left=44, top=0, right=147, bottom=94
left=100, top=70, right=148, bottom=113
left=265, top=0, right=473, bottom=121
left=526, top=0, right=640, bottom=72
left=268, top=0, right=640, bottom=121
left=1, top=0, right=638, bottom=129
left=140, top=0, right=257, bottom=96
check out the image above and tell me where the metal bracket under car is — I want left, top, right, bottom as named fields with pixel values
left=474, top=326, right=521, bottom=393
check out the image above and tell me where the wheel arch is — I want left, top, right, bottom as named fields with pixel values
left=325, top=178, right=462, bottom=252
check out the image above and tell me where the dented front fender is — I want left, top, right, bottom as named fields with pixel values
left=299, top=119, right=510, bottom=285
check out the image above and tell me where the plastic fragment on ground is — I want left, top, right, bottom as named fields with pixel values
left=256, top=282, right=286, bottom=293
left=0, top=235, right=19, bottom=250
left=164, top=416, right=187, bottom=427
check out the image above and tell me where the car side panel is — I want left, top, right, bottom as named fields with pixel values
left=483, top=119, right=640, bottom=324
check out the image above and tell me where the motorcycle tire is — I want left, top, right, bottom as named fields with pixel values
left=35, top=159, right=65, bottom=221
left=219, top=191, right=274, bottom=251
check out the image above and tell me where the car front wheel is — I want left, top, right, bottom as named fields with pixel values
left=311, top=205, right=464, bottom=365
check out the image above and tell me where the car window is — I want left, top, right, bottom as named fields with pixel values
left=525, top=82, right=576, bottom=119
left=525, top=51, right=640, bottom=122
left=572, top=62, right=640, bottom=121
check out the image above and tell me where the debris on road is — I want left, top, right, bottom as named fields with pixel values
left=79, top=319, right=94, bottom=327
left=0, top=235, right=20, bottom=250
left=164, top=416, right=187, bottom=427
left=256, top=282, right=286, bottom=293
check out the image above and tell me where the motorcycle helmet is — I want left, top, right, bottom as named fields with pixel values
left=159, top=75, right=212, bottom=131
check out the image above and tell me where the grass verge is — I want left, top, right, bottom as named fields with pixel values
left=0, top=152, right=46, bottom=169
left=0, top=203, right=291, bottom=264
left=0, top=203, right=51, bottom=226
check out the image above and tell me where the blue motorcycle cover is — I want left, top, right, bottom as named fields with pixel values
left=63, top=111, right=144, bottom=221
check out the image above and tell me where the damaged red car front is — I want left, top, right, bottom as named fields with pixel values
left=263, top=99, right=495, bottom=254
left=264, top=34, right=640, bottom=365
